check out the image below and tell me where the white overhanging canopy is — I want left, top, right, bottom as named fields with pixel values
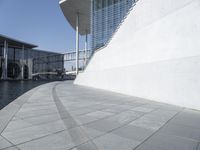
left=59, top=0, right=91, bottom=35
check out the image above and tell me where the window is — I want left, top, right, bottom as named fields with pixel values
left=92, top=0, right=135, bottom=50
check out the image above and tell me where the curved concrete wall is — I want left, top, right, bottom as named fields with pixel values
left=75, top=0, right=200, bottom=110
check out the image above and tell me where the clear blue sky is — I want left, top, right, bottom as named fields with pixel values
left=0, top=0, right=86, bottom=53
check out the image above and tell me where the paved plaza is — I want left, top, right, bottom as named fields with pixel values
left=0, top=81, right=200, bottom=150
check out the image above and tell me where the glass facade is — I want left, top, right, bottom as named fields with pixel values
left=0, top=44, right=63, bottom=80
left=23, top=49, right=64, bottom=80
left=32, top=54, right=64, bottom=75
left=0, top=46, right=3, bottom=78
left=92, top=0, right=136, bottom=50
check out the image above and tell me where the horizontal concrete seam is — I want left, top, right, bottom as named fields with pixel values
left=85, top=54, right=200, bottom=73
left=136, top=0, right=197, bottom=32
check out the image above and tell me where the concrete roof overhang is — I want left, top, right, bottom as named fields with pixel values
left=59, top=0, right=91, bottom=35
left=0, top=34, right=37, bottom=49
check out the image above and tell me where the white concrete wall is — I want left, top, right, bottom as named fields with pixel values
left=75, top=0, right=200, bottom=110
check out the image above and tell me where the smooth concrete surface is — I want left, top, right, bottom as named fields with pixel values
left=75, top=0, right=200, bottom=110
left=0, top=81, right=200, bottom=150
left=60, top=0, right=90, bottom=35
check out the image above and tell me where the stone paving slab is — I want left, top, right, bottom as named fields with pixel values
left=0, top=85, right=41, bottom=134
left=0, top=135, right=12, bottom=149
left=0, top=81, right=200, bottom=150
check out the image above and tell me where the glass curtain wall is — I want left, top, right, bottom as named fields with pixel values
left=0, top=46, right=3, bottom=78
left=0, top=44, right=64, bottom=80
left=92, top=0, right=135, bottom=50
left=33, top=54, right=64, bottom=74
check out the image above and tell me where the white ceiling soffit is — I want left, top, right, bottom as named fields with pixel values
left=60, top=0, right=91, bottom=35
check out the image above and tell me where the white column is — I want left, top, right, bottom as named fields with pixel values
left=91, top=0, right=94, bottom=52
left=84, top=32, right=88, bottom=68
left=2, top=40, right=8, bottom=80
left=21, top=45, right=24, bottom=79
left=76, top=13, right=79, bottom=75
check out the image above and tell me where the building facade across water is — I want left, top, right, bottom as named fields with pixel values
left=0, top=35, right=64, bottom=80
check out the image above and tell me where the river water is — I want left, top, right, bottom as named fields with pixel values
left=0, top=80, right=50, bottom=110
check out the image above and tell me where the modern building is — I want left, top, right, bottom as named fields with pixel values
left=0, top=34, right=64, bottom=80
left=91, top=0, right=136, bottom=50
left=60, top=0, right=200, bottom=110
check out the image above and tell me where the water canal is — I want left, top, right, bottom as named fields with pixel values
left=0, top=80, right=50, bottom=110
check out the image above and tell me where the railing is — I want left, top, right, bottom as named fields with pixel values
left=32, top=49, right=92, bottom=78
left=63, top=49, right=91, bottom=61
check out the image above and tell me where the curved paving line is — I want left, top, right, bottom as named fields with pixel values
left=197, top=142, right=200, bottom=150
left=52, top=83, right=99, bottom=150
left=0, top=85, right=41, bottom=135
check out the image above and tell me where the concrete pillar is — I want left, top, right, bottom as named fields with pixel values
left=2, top=40, right=8, bottom=80
left=84, top=32, right=88, bottom=68
left=21, top=45, right=24, bottom=80
left=91, top=0, right=94, bottom=52
left=76, top=13, right=79, bottom=75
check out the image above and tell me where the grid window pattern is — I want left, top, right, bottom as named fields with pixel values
left=33, top=54, right=64, bottom=74
left=92, top=0, right=135, bottom=50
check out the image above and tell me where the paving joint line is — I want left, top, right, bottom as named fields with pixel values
left=54, top=95, right=150, bottom=130
left=5, top=84, right=61, bottom=131
left=132, top=107, right=185, bottom=150
left=1, top=134, right=21, bottom=150
left=53, top=82, right=99, bottom=150
left=0, top=82, right=64, bottom=147
left=8, top=88, right=146, bottom=134
left=0, top=86, right=41, bottom=135
left=196, top=142, right=200, bottom=150
left=68, top=106, right=161, bottom=150
left=12, top=129, right=66, bottom=148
